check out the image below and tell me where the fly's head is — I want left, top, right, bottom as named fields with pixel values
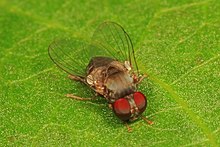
left=111, top=92, right=147, bottom=122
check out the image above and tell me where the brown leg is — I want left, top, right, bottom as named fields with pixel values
left=137, top=74, right=148, bottom=84
left=66, top=94, right=93, bottom=101
left=124, top=122, right=132, bottom=133
left=108, top=104, right=113, bottom=110
left=68, top=75, right=84, bottom=82
left=141, top=116, right=153, bottom=125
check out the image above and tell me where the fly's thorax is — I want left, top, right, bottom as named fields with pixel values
left=105, top=71, right=136, bottom=103
left=86, top=57, right=136, bottom=98
left=86, top=66, right=106, bottom=95
left=86, top=57, right=114, bottom=74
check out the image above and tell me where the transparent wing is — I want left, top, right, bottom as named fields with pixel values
left=48, top=22, right=139, bottom=77
left=90, top=21, right=139, bottom=75
left=48, top=38, right=91, bottom=77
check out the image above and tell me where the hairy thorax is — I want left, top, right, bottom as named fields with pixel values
left=86, top=57, right=136, bottom=103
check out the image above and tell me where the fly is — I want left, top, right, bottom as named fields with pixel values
left=48, top=21, right=152, bottom=131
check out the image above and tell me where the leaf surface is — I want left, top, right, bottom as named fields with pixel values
left=0, top=0, right=219, bottom=146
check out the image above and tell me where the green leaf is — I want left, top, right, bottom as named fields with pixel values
left=1, top=0, right=219, bottom=146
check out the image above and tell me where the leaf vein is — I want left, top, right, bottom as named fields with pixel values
left=160, top=0, right=210, bottom=13
left=8, top=67, right=53, bottom=84
left=172, top=53, right=220, bottom=85
left=148, top=75, right=218, bottom=146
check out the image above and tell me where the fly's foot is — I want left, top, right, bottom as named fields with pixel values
left=133, top=74, right=148, bottom=84
left=68, top=75, right=84, bottom=82
left=137, top=74, right=148, bottom=84
left=66, top=94, right=93, bottom=101
left=141, top=116, right=153, bottom=125
left=108, top=104, right=113, bottom=110
left=125, top=122, right=132, bottom=133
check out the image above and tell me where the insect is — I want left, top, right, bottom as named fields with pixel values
left=48, top=21, right=152, bottom=130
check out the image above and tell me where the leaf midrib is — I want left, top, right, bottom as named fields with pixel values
left=2, top=1, right=218, bottom=146
left=138, top=64, right=218, bottom=146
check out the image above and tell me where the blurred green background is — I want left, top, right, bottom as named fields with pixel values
left=0, top=0, right=219, bottom=146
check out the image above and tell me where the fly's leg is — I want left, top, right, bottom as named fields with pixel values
left=137, top=74, right=148, bottom=84
left=133, top=74, right=148, bottom=85
left=66, top=91, right=99, bottom=101
left=108, top=104, right=113, bottom=110
left=68, top=75, right=85, bottom=83
left=124, top=122, right=132, bottom=132
left=66, top=94, right=93, bottom=101
left=141, top=116, right=153, bottom=125
left=67, top=75, right=93, bottom=100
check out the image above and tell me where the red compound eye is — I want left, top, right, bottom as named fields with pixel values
left=133, top=92, right=147, bottom=114
left=113, top=98, right=131, bottom=121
